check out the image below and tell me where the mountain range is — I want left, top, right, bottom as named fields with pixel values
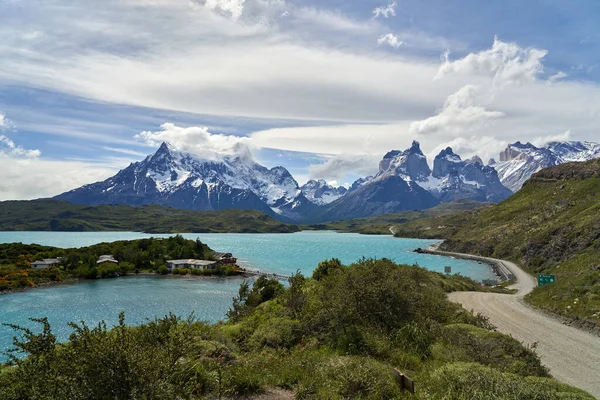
left=490, top=141, right=600, bottom=192
left=54, top=139, right=600, bottom=222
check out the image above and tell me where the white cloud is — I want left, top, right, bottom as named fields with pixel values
left=436, top=37, right=548, bottom=87
left=531, top=130, right=572, bottom=147
left=0, top=0, right=451, bottom=123
left=135, top=123, right=254, bottom=160
left=0, top=156, right=116, bottom=201
left=377, top=33, right=405, bottom=49
left=0, top=114, right=41, bottom=158
left=426, top=136, right=509, bottom=166
left=100, top=146, right=148, bottom=157
left=0, top=135, right=41, bottom=158
left=408, top=85, right=504, bottom=136
left=201, top=0, right=247, bottom=21
left=308, top=154, right=380, bottom=182
left=373, top=2, right=397, bottom=19
left=548, top=71, right=568, bottom=83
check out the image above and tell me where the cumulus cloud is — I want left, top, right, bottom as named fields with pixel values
left=0, top=113, right=7, bottom=129
left=377, top=34, right=405, bottom=49
left=0, top=136, right=41, bottom=158
left=135, top=123, right=254, bottom=160
left=373, top=2, right=397, bottom=18
left=308, top=154, right=380, bottom=182
left=426, top=136, right=509, bottom=166
left=436, top=37, right=547, bottom=87
left=409, top=85, right=504, bottom=136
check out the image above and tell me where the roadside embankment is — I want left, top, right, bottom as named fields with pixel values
left=416, top=242, right=515, bottom=282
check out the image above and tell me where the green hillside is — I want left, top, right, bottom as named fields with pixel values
left=434, top=159, right=600, bottom=330
left=1, top=259, right=591, bottom=399
left=304, top=200, right=488, bottom=234
left=0, top=200, right=299, bottom=233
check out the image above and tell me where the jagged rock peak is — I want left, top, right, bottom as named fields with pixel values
left=469, top=156, right=484, bottom=165
left=488, top=158, right=497, bottom=166
left=378, top=140, right=430, bottom=181
left=409, top=140, right=423, bottom=155
left=301, top=179, right=348, bottom=206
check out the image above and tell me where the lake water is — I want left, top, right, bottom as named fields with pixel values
left=0, top=231, right=495, bottom=359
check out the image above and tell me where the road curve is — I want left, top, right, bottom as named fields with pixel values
left=444, top=252, right=600, bottom=398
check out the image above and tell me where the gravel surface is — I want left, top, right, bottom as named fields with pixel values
left=445, top=253, right=600, bottom=398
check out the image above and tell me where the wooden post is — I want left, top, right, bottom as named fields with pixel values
left=393, top=369, right=415, bottom=394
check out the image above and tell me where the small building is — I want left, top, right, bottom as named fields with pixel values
left=97, top=255, right=119, bottom=265
left=166, top=259, right=218, bottom=271
left=213, top=252, right=237, bottom=265
left=30, top=258, right=63, bottom=269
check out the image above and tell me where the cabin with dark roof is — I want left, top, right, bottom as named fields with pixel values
left=213, top=252, right=237, bottom=266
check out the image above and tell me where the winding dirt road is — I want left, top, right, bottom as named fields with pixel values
left=445, top=253, right=600, bottom=398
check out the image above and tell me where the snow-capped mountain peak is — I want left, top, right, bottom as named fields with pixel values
left=494, top=140, right=600, bottom=192
left=378, top=140, right=431, bottom=182
left=301, top=179, right=348, bottom=205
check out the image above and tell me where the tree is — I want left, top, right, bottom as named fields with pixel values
left=15, top=254, right=33, bottom=269
left=312, top=258, right=343, bottom=281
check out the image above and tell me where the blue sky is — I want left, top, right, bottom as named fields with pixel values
left=1, top=0, right=600, bottom=199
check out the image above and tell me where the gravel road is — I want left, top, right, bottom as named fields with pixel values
left=445, top=253, right=600, bottom=398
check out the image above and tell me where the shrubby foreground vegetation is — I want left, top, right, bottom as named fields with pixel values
left=0, top=259, right=591, bottom=399
left=0, top=236, right=239, bottom=291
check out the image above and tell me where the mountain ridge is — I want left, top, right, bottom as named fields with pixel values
left=53, top=139, right=600, bottom=222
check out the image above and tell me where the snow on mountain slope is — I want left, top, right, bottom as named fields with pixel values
left=493, top=141, right=600, bottom=192
left=300, top=180, right=348, bottom=205
left=55, top=142, right=315, bottom=220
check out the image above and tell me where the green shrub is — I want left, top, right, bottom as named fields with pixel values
left=422, top=362, right=593, bottom=399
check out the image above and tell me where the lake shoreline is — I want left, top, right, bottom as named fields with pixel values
left=0, top=270, right=265, bottom=296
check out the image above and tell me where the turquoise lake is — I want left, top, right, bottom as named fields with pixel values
left=0, top=231, right=495, bottom=359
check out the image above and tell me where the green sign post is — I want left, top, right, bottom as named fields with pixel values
left=538, top=274, right=556, bottom=287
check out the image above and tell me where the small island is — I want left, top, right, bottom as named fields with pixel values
left=0, top=235, right=242, bottom=293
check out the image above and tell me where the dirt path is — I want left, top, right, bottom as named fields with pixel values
left=446, top=254, right=600, bottom=398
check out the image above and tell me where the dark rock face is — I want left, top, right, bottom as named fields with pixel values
left=321, top=175, right=440, bottom=221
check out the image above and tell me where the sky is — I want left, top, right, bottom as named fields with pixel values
left=1, top=0, right=600, bottom=200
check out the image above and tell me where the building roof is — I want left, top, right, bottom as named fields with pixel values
left=97, top=259, right=119, bottom=264
left=31, top=258, right=62, bottom=266
left=167, top=259, right=217, bottom=266
left=97, top=255, right=118, bottom=264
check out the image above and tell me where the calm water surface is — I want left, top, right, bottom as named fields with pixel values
left=0, top=231, right=495, bottom=359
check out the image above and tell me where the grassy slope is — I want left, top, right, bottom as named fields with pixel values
left=0, top=200, right=299, bottom=233
left=391, top=204, right=493, bottom=239
left=303, top=200, right=488, bottom=234
left=437, top=160, right=600, bottom=328
left=0, top=259, right=591, bottom=399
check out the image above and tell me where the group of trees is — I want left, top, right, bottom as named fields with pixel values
left=0, top=236, right=228, bottom=291
left=1, top=258, right=591, bottom=398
